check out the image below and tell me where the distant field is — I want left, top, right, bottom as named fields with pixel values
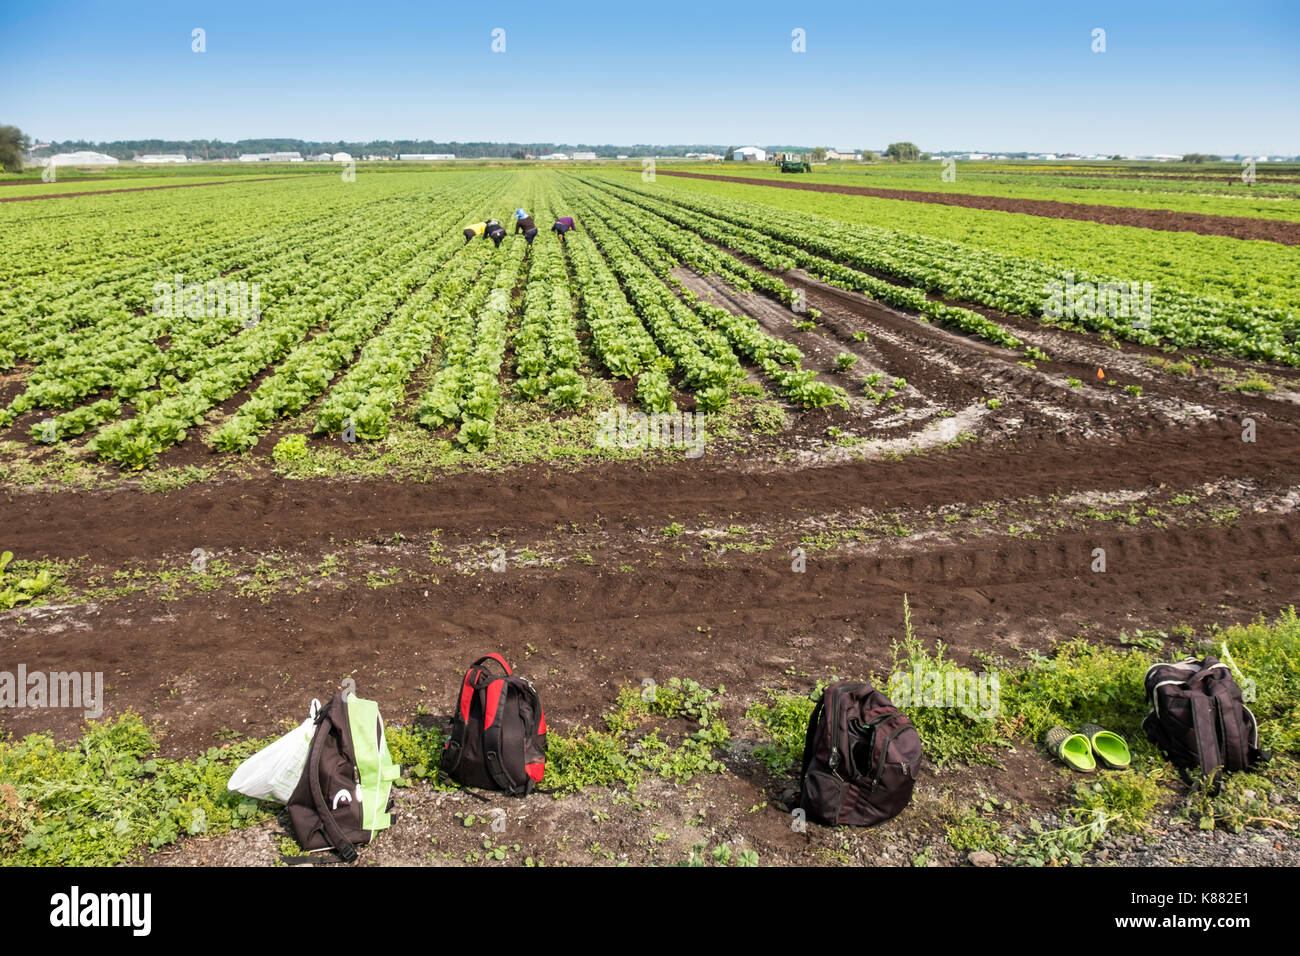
left=2, top=163, right=1297, bottom=480
left=0, top=174, right=311, bottom=199
left=627, top=170, right=1300, bottom=313
left=659, top=161, right=1300, bottom=222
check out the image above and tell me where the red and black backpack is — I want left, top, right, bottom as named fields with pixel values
left=441, top=654, right=547, bottom=796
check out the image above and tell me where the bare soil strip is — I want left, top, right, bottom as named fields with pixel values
left=657, top=170, right=1300, bottom=244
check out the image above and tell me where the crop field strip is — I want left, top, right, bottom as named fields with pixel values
left=0, top=175, right=313, bottom=203
left=580, top=173, right=1300, bottom=364
left=0, top=173, right=414, bottom=289
left=4, top=174, right=508, bottom=465
left=654, top=169, right=1300, bottom=244
left=627, top=172, right=1300, bottom=315
left=558, top=177, right=846, bottom=409
left=655, top=164, right=1300, bottom=222
left=0, top=174, right=503, bottom=365
left=211, top=177, right=513, bottom=453
left=2, top=167, right=1298, bottom=473
left=9, top=190, right=443, bottom=420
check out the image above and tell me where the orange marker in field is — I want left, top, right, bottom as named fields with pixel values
left=1097, top=367, right=1105, bottom=380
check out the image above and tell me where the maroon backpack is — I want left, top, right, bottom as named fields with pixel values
left=1142, top=656, right=1268, bottom=785
left=798, top=680, right=923, bottom=827
left=441, top=654, right=547, bottom=796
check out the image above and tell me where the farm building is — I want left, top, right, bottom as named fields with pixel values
left=239, top=151, right=303, bottom=162
left=331, top=152, right=352, bottom=163
left=311, top=153, right=333, bottom=161
left=824, top=149, right=861, bottom=161
left=730, top=147, right=767, bottom=162
left=42, top=150, right=119, bottom=167
left=571, top=151, right=597, bottom=161
left=135, top=154, right=188, bottom=163
left=397, top=154, right=455, bottom=161
left=537, top=153, right=569, bottom=161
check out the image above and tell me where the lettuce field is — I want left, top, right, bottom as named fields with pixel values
left=3, top=160, right=1299, bottom=869
left=1, top=165, right=1296, bottom=475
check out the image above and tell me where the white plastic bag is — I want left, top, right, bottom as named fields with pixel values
left=227, top=699, right=320, bottom=802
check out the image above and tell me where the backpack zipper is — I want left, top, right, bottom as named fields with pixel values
left=872, top=725, right=913, bottom=791
left=826, top=692, right=845, bottom=778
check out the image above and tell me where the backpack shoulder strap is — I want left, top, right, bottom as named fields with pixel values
left=798, top=696, right=827, bottom=788
left=1189, top=691, right=1223, bottom=779
left=306, top=708, right=359, bottom=862
left=482, top=680, right=528, bottom=795
left=1213, top=687, right=1249, bottom=772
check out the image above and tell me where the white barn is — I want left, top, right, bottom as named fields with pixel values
left=44, top=151, right=119, bottom=167
left=239, top=151, right=303, bottom=162
left=730, top=147, right=767, bottom=162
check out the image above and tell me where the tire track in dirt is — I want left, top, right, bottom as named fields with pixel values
left=789, top=273, right=1214, bottom=431
left=656, top=170, right=1300, bottom=244
left=4, top=416, right=1296, bottom=565
left=4, top=509, right=1296, bottom=752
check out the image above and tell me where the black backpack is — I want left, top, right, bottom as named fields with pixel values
left=798, top=680, right=923, bottom=827
left=441, top=654, right=547, bottom=796
left=285, top=691, right=393, bottom=862
left=1142, top=656, right=1268, bottom=785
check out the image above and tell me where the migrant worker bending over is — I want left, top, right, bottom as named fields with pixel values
left=463, top=221, right=487, bottom=244
left=486, top=222, right=508, bottom=248
left=514, top=208, right=540, bottom=245
left=551, top=216, right=577, bottom=242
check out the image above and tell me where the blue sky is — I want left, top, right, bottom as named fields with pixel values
left=2, top=0, right=1297, bottom=154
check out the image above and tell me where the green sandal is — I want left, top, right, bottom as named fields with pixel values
left=1080, top=723, right=1131, bottom=770
left=1045, top=726, right=1096, bottom=773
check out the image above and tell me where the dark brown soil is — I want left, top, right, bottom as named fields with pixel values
left=657, top=170, right=1300, bottom=244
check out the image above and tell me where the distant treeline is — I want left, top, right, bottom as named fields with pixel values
left=33, top=140, right=782, bottom=160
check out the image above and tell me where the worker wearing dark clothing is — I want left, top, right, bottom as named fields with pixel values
left=551, top=216, right=576, bottom=241
left=484, top=219, right=502, bottom=237
left=514, top=208, right=536, bottom=234
left=523, top=227, right=539, bottom=245
left=487, top=224, right=507, bottom=247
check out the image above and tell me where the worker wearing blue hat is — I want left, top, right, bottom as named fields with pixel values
left=514, top=208, right=538, bottom=244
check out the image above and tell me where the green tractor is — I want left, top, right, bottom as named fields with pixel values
left=778, top=159, right=812, bottom=173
